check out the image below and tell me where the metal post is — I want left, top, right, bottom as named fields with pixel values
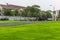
left=50, top=5, right=56, bottom=21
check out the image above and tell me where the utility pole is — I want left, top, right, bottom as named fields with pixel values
left=50, top=5, right=56, bottom=21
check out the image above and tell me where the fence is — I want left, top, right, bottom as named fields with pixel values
left=0, top=16, right=36, bottom=20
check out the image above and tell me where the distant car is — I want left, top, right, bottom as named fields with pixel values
left=38, top=18, right=48, bottom=21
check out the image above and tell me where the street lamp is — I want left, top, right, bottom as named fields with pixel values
left=49, top=5, right=56, bottom=21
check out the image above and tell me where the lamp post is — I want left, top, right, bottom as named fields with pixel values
left=49, top=5, right=56, bottom=21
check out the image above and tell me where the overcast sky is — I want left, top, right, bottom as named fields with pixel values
left=0, top=0, right=60, bottom=10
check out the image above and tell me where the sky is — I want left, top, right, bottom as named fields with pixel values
left=0, top=0, right=60, bottom=10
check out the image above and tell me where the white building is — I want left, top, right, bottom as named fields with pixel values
left=51, top=10, right=59, bottom=21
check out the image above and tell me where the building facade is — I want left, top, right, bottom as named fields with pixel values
left=51, top=10, right=59, bottom=21
left=0, top=3, right=24, bottom=16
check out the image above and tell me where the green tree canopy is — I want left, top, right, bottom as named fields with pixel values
left=3, top=9, right=19, bottom=16
left=45, top=10, right=52, bottom=18
left=3, top=9, right=11, bottom=16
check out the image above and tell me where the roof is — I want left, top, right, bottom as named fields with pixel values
left=0, top=4, right=24, bottom=10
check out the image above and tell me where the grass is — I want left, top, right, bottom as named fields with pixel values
left=0, top=21, right=21, bottom=24
left=0, top=21, right=60, bottom=40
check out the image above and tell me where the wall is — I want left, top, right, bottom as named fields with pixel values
left=0, top=16, right=36, bottom=20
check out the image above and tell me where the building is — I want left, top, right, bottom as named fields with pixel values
left=0, top=3, right=24, bottom=16
left=51, top=10, right=59, bottom=21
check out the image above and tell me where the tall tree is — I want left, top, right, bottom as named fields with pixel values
left=21, top=5, right=40, bottom=21
left=32, top=5, right=40, bottom=20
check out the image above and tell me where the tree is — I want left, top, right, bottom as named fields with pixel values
left=3, top=9, right=11, bottom=16
left=21, top=5, right=40, bottom=21
left=11, top=10, right=15, bottom=16
left=14, top=9, right=18, bottom=16
left=21, top=10, right=26, bottom=17
left=3, top=9, right=19, bottom=16
left=30, top=5, right=40, bottom=21
left=45, top=10, right=52, bottom=18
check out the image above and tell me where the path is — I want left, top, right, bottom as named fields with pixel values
left=0, top=21, right=38, bottom=26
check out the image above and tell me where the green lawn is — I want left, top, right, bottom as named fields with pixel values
left=0, top=21, right=20, bottom=24
left=0, top=21, right=60, bottom=40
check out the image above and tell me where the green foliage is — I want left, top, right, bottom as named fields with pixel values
left=3, top=9, right=18, bottom=16
left=21, top=10, right=26, bottom=17
left=40, top=10, right=52, bottom=18
left=14, top=9, right=18, bottom=16
left=32, top=5, right=40, bottom=8
left=45, top=10, right=52, bottom=18
left=3, top=9, right=11, bottom=16
left=21, top=5, right=52, bottom=20
left=10, top=10, right=15, bottom=16
left=41, top=13, right=47, bottom=18
left=21, top=5, right=40, bottom=17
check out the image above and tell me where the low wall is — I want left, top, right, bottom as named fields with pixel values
left=0, top=16, right=36, bottom=20
left=48, top=18, right=52, bottom=21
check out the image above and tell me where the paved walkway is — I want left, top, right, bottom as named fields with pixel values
left=0, top=21, right=38, bottom=26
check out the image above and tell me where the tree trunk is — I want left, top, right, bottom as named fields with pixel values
left=36, top=17, right=39, bottom=21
